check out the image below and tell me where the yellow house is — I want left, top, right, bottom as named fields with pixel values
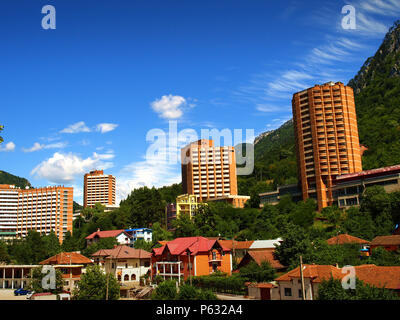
left=176, top=194, right=204, bottom=219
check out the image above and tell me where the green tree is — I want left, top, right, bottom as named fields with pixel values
left=239, top=261, right=276, bottom=283
left=151, top=280, right=178, bottom=300
left=172, top=213, right=198, bottom=238
left=246, top=190, right=261, bottom=209
left=73, top=265, right=120, bottom=300
left=290, top=199, right=316, bottom=229
left=42, top=231, right=62, bottom=258
left=274, top=223, right=313, bottom=269
left=318, top=277, right=399, bottom=300
left=30, top=266, right=64, bottom=294
left=119, top=187, right=165, bottom=227
left=82, top=237, right=118, bottom=257
left=368, top=247, right=400, bottom=266
left=0, top=241, right=10, bottom=263
left=62, top=231, right=81, bottom=252
left=152, top=222, right=173, bottom=243
left=133, top=239, right=153, bottom=251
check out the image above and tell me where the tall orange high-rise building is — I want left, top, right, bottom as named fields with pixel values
left=0, top=184, right=73, bottom=243
left=83, top=170, right=116, bottom=208
left=292, top=82, right=362, bottom=211
left=181, top=140, right=238, bottom=202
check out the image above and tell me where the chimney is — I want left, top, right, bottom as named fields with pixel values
left=97, top=228, right=100, bottom=232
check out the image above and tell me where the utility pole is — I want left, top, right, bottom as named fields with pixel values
left=106, top=258, right=110, bottom=300
left=188, top=250, right=192, bottom=286
left=299, top=256, right=306, bottom=300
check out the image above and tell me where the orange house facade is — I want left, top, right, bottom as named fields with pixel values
left=151, top=237, right=232, bottom=283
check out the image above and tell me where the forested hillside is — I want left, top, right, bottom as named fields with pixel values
left=0, top=170, right=31, bottom=189
left=240, top=20, right=400, bottom=194
left=348, top=20, right=400, bottom=169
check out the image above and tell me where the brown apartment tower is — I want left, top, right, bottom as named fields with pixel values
left=181, top=140, right=238, bottom=202
left=292, top=82, right=362, bottom=211
left=83, top=170, right=116, bottom=208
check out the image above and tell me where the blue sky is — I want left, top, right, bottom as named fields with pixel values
left=1, top=0, right=399, bottom=204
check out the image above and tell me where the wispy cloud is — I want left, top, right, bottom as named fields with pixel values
left=60, top=121, right=91, bottom=134
left=22, top=141, right=67, bottom=153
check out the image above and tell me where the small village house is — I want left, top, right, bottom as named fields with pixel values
left=85, top=229, right=132, bottom=246
left=92, top=245, right=151, bottom=285
left=39, top=252, right=93, bottom=292
left=151, top=237, right=232, bottom=283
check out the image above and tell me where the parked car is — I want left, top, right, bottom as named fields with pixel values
left=26, top=291, right=35, bottom=299
left=14, top=288, right=31, bottom=296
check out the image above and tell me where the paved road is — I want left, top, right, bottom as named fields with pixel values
left=0, top=289, right=29, bottom=300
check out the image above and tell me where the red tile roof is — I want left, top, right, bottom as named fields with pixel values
left=92, top=245, right=151, bottom=259
left=39, top=252, right=93, bottom=265
left=326, top=234, right=370, bottom=245
left=153, top=237, right=230, bottom=256
left=246, top=250, right=285, bottom=270
left=371, top=235, right=400, bottom=246
left=218, top=240, right=254, bottom=250
left=275, top=265, right=344, bottom=283
left=353, top=265, right=400, bottom=290
left=85, top=229, right=131, bottom=240
left=246, top=282, right=277, bottom=288
left=337, top=164, right=400, bottom=181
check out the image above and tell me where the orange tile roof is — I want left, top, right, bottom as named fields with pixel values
left=326, top=234, right=370, bottom=245
left=218, top=240, right=254, bottom=250
left=275, top=265, right=344, bottom=283
left=246, top=282, right=277, bottom=288
left=247, top=250, right=285, bottom=269
left=275, top=264, right=400, bottom=290
left=39, top=252, right=93, bottom=265
left=371, top=235, right=400, bottom=246
left=92, top=245, right=151, bottom=259
left=353, top=265, right=400, bottom=290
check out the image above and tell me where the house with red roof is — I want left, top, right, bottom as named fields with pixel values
left=151, top=237, right=232, bottom=283
left=326, top=234, right=371, bottom=256
left=85, top=228, right=132, bottom=246
left=326, top=234, right=370, bottom=246
left=370, top=235, right=400, bottom=252
left=92, top=245, right=151, bottom=284
left=39, top=252, right=93, bottom=292
left=237, top=250, right=285, bottom=271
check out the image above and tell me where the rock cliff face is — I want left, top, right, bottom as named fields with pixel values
left=348, top=20, right=400, bottom=94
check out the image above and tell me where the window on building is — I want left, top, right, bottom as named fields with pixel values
left=298, top=289, right=303, bottom=298
left=284, top=288, right=292, bottom=297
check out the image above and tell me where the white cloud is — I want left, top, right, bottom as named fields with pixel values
left=96, top=123, right=119, bottom=133
left=150, top=95, right=188, bottom=119
left=22, top=142, right=67, bottom=153
left=60, top=121, right=91, bottom=134
left=0, top=142, right=15, bottom=152
left=31, top=152, right=114, bottom=184
left=116, top=156, right=181, bottom=203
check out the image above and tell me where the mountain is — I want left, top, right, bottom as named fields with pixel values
left=0, top=170, right=32, bottom=189
left=244, top=20, right=400, bottom=193
left=348, top=20, right=400, bottom=170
